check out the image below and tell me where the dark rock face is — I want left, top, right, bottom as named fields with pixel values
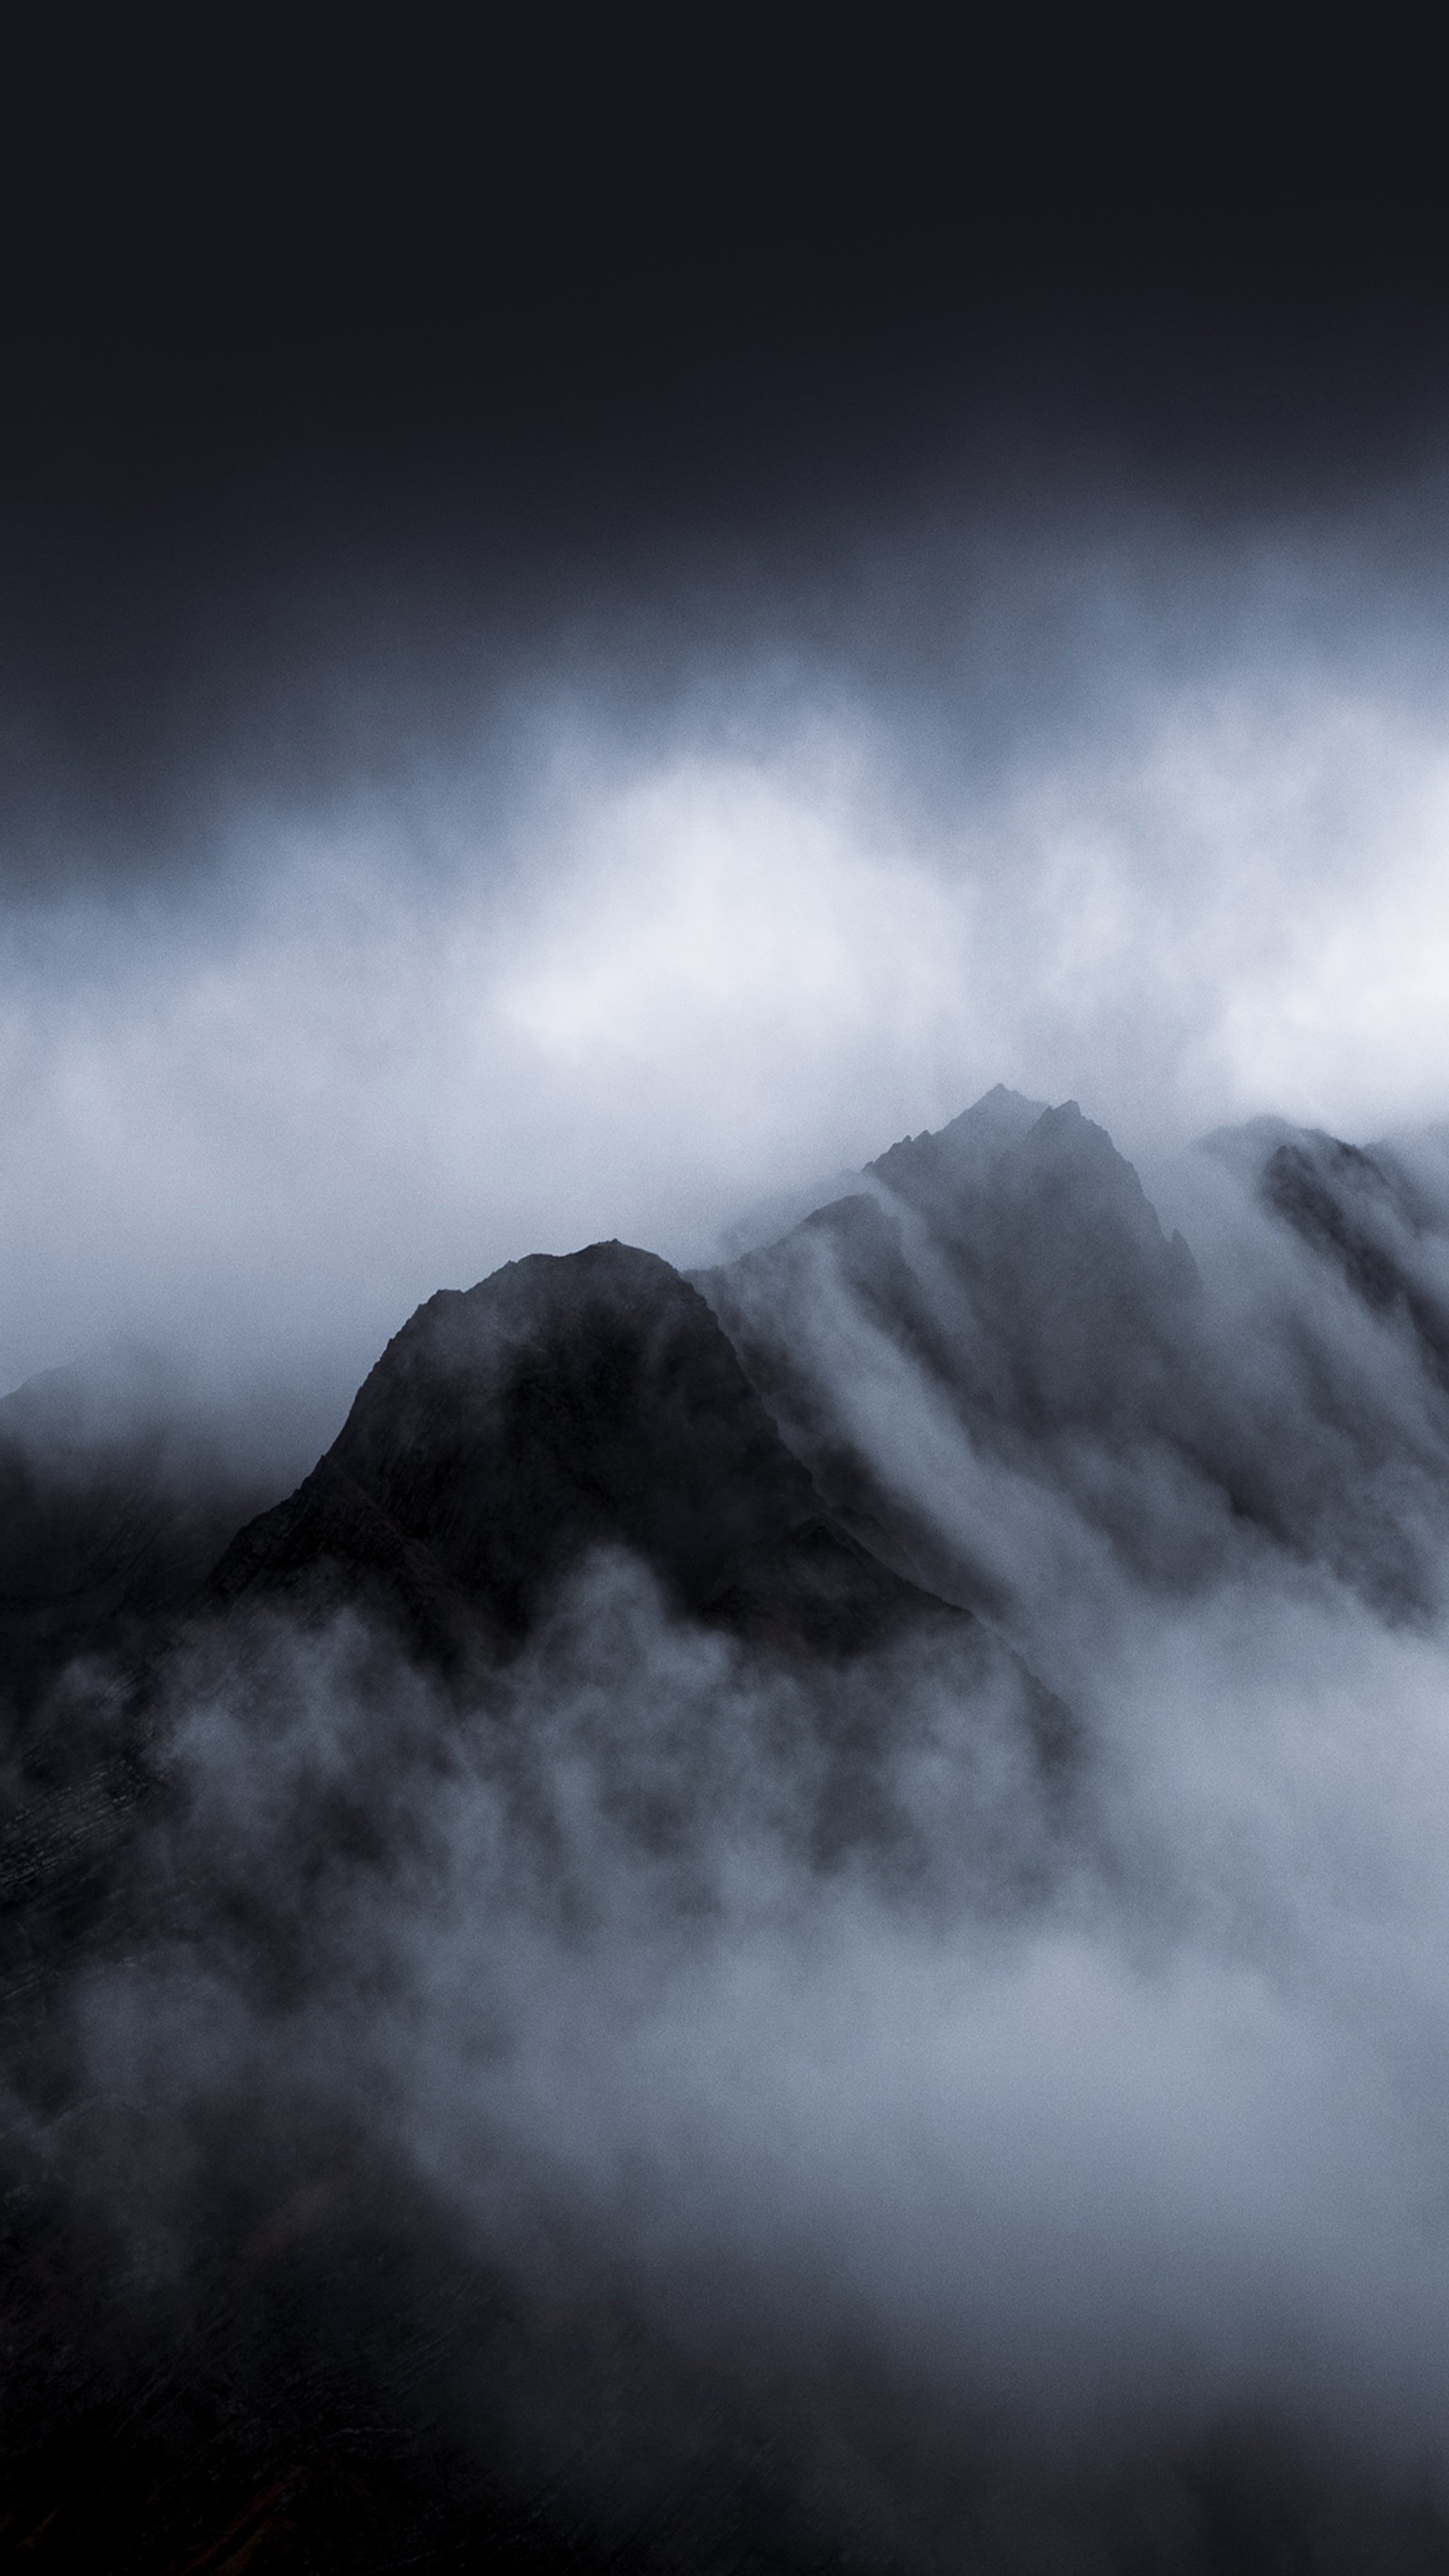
left=1257, top=1129, right=1449, bottom=1391
left=700, top=1089, right=1449, bottom=1612
left=707, top=1089, right=1204, bottom=1452
left=211, top=1239, right=951, bottom=1662
left=867, top=1089, right=1202, bottom=1438
left=699, top=1090, right=1218, bottom=1600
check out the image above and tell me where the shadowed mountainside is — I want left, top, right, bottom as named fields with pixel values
left=208, top=1238, right=955, bottom=1664
left=1240, top=1121, right=1449, bottom=1393
left=0, top=1238, right=1049, bottom=2576
left=700, top=1088, right=1449, bottom=1616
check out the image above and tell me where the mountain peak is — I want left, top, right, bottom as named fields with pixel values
left=868, top=1085, right=1050, bottom=1198
left=212, top=1239, right=952, bottom=1661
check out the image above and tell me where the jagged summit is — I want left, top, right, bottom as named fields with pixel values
left=869, top=1084, right=1051, bottom=1197
left=715, top=1090, right=1053, bottom=1266
left=867, top=1091, right=1189, bottom=1282
left=212, top=1238, right=952, bottom=1659
left=705, top=1088, right=1198, bottom=1439
left=697, top=1091, right=1223, bottom=1598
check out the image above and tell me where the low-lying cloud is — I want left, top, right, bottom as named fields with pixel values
left=50, top=1518, right=1449, bottom=2565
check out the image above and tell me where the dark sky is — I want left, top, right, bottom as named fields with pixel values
left=5, top=16, right=1447, bottom=746
left=10, top=16, right=1444, bottom=477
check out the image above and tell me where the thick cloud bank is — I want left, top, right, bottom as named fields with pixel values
left=8, top=488, right=1449, bottom=1410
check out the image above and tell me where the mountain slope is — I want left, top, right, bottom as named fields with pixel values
left=1223, top=1120, right=1449, bottom=1393
left=210, top=1238, right=955, bottom=1662
left=700, top=1089, right=1449, bottom=1615
left=699, top=1090, right=1214, bottom=1597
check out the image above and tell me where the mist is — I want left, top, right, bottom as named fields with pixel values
left=10, top=46, right=1449, bottom=2554
left=52, top=1401, right=1449, bottom=2566
left=8, top=480, right=1449, bottom=1428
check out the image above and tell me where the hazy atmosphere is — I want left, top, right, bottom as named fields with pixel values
left=10, top=489, right=1449, bottom=1416
left=7, top=22, right=1449, bottom=2573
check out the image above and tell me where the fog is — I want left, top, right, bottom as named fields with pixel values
left=8, top=484, right=1449, bottom=1421
left=59, top=1467, right=1449, bottom=2562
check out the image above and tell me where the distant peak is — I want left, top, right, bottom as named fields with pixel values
left=947, top=1082, right=1046, bottom=1130
left=868, top=1085, right=1051, bottom=1191
left=980, top=1081, right=1041, bottom=1108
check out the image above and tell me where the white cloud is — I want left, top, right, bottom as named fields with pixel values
left=7, top=527, right=1449, bottom=1392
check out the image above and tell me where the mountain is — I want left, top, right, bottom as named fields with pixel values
left=700, top=1088, right=1449, bottom=1614
left=4, top=1236, right=993, bottom=2073
left=699, top=1089, right=1220, bottom=1600
left=14, top=1098, right=1449, bottom=2573
left=14, top=1093, right=1449, bottom=1699
left=0, top=1233, right=1048, bottom=2576
left=208, top=1238, right=956, bottom=1664
left=1207, top=1117, right=1449, bottom=1393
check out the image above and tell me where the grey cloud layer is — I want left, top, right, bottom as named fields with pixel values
left=56, top=1468, right=1449, bottom=2562
left=8, top=490, right=1449, bottom=1408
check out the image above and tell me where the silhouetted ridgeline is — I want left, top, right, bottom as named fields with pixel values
left=208, top=1239, right=956, bottom=1664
